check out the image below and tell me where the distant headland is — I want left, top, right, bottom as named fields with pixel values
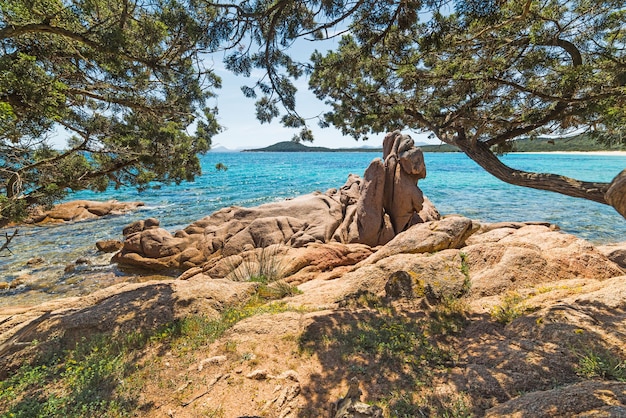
left=242, top=136, right=626, bottom=153
left=242, top=141, right=384, bottom=152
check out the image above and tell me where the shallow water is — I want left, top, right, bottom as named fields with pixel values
left=1, top=151, right=624, bottom=307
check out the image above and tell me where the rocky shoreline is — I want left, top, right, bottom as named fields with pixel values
left=1, top=132, right=625, bottom=417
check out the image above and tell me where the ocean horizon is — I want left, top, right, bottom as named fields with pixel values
left=1, top=151, right=625, bottom=306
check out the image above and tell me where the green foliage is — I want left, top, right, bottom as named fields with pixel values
left=576, top=349, right=626, bottom=381
left=311, top=0, right=626, bottom=143
left=0, top=333, right=140, bottom=417
left=226, top=245, right=302, bottom=300
left=298, top=303, right=472, bottom=417
left=490, top=291, right=529, bottom=325
left=4, top=0, right=625, bottom=221
left=459, top=252, right=471, bottom=294
left=158, top=301, right=296, bottom=354
left=428, top=295, right=470, bottom=336
left=1, top=0, right=220, bottom=224
left=382, top=391, right=473, bottom=418
left=0, top=295, right=305, bottom=416
left=305, top=0, right=626, bottom=206
left=299, top=312, right=451, bottom=375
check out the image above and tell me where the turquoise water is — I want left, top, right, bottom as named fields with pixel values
left=1, top=151, right=625, bottom=306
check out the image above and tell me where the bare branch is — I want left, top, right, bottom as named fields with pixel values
left=0, top=229, right=19, bottom=256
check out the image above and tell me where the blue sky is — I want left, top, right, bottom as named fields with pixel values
left=204, top=36, right=435, bottom=150
left=50, top=32, right=435, bottom=151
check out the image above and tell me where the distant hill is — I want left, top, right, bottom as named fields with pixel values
left=208, top=145, right=237, bottom=153
left=243, top=136, right=625, bottom=153
left=243, top=141, right=383, bottom=152
left=420, top=143, right=460, bottom=152
left=507, top=135, right=626, bottom=152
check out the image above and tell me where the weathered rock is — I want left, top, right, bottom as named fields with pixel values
left=122, top=217, right=160, bottom=236
left=382, top=131, right=426, bottom=234
left=113, top=135, right=438, bottom=272
left=355, top=159, right=388, bottom=246
left=358, top=216, right=477, bottom=266
left=24, top=200, right=144, bottom=224
left=26, top=257, right=45, bottom=266
left=3, top=211, right=626, bottom=417
left=384, top=253, right=470, bottom=302
left=598, top=242, right=626, bottom=270
left=96, top=240, right=123, bottom=253
left=333, top=377, right=383, bottom=418
left=464, top=223, right=624, bottom=296
left=484, top=381, right=626, bottom=417
left=0, top=277, right=258, bottom=378
left=179, top=242, right=375, bottom=285
left=293, top=249, right=468, bottom=308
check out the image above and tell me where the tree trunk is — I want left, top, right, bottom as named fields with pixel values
left=606, top=169, right=626, bottom=219
left=454, top=140, right=624, bottom=217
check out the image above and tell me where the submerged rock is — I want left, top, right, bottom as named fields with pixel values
left=95, top=239, right=123, bottom=253
left=25, top=200, right=144, bottom=224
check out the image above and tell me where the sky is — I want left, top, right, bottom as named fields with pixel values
left=207, top=66, right=435, bottom=150
left=49, top=27, right=437, bottom=151
left=196, top=28, right=437, bottom=151
left=203, top=9, right=443, bottom=151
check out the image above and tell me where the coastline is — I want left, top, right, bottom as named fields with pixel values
left=512, top=150, right=626, bottom=156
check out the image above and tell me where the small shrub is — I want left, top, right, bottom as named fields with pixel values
left=0, top=334, right=137, bottom=417
left=387, top=393, right=424, bottom=417
left=429, top=296, right=469, bottom=335
left=459, top=252, right=471, bottom=295
left=256, top=280, right=301, bottom=300
left=490, top=291, right=528, bottom=324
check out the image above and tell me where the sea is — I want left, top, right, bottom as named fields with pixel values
left=1, top=151, right=625, bottom=307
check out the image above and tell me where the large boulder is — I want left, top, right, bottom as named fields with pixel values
left=463, top=223, right=624, bottom=296
left=485, top=381, right=626, bottom=417
left=357, top=216, right=478, bottom=266
left=598, top=242, right=626, bottom=270
left=113, top=133, right=439, bottom=272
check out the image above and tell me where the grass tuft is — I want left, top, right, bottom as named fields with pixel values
left=227, top=245, right=285, bottom=284
left=576, top=349, right=626, bottom=381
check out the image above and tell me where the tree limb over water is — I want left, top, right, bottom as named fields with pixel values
left=2, top=0, right=625, bottom=222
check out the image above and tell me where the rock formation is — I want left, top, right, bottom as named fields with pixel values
left=113, top=131, right=438, bottom=272
left=1, top=210, right=625, bottom=417
left=24, top=199, right=144, bottom=224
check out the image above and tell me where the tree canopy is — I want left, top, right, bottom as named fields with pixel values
left=0, top=0, right=221, bottom=224
left=203, top=0, right=626, bottom=218
left=0, top=0, right=365, bottom=224
left=307, top=0, right=626, bottom=217
left=2, top=0, right=625, bottom=225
